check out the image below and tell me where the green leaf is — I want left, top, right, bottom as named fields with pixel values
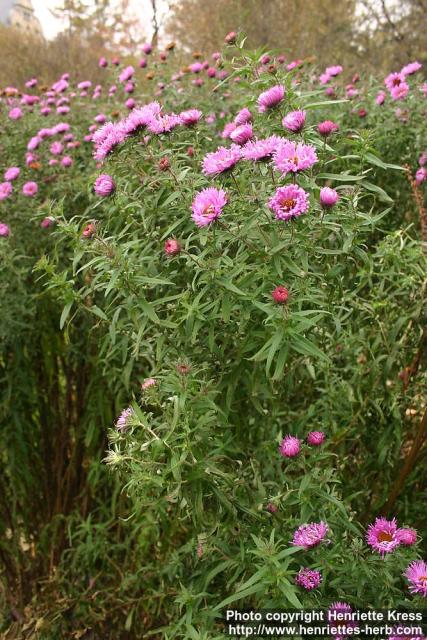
left=289, top=333, right=331, bottom=363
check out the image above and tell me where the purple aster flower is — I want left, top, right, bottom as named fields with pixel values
left=229, top=123, right=253, bottom=145
left=295, top=568, right=322, bottom=590
left=61, top=156, right=73, bottom=167
left=307, top=431, right=325, bottom=446
left=415, top=168, right=427, bottom=185
left=326, top=65, right=343, bottom=77
left=401, top=61, right=422, bottom=76
left=385, top=72, right=404, bottom=91
left=328, top=602, right=355, bottom=640
left=396, top=528, right=417, bottom=546
left=147, top=113, right=181, bottom=134
left=202, top=145, right=241, bottom=176
left=94, top=174, right=115, bottom=197
left=404, top=560, right=427, bottom=597
left=320, top=187, right=339, bottom=208
left=27, top=136, right=42, bottom=151
left=0, top=182, right=13, bottom=201
left=282, top=110, right=306, bottom=133
left=191, top=187, right=228, bottom=227
left=22, top=181, right=38, bottom=197
left=257, top=84, right=285, bottom=113
left=50, top=141, right=63, bottom=155
left=391, top=82, right=409, bottom=100
left=9, top=107, right=23, bottom=120
left=318, top=120, right=339, bottom=136
left=234, top=107, right=252, bottom=126
left=116, top=407, right=134, bottom=433
left=4, top=167, right=20, bottom=181
left=180, top=109, right=202, bottom=126
left=293, top=522, right=329, bottom=549
left=119, top=66, right=134, bottom=83
left=279, top=435, right=301, bottom=458
left=221, top=122, right=237, bottom=139
left=268, top=184, right=309, bottom=221
left=376, top=91, right=386, bottom=105
left=241, top=136, right=281, bottom=161
left=272, top=140, right=318, bottom=175
left=0, top=223, right=10, bottom=237
left=366, top=517, right=400, bottom=555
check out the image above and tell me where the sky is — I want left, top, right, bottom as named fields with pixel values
left=31, top=0, right=169, bottom=40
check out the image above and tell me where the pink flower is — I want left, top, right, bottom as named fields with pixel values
left=419, top=152, right=427, bottom=166
left=98, top=57, right=107, bottom=67
left=415, top=168, right=427, bottom=185
left=207, top=67, right=216, bottom=78
left=189, top=62, right=203, bottom=73
left=164, top=238, right=181, bottom=255
left=273, top=140, right=317, bottom=175
left=401, top=61, right=422, bottom=76
left=257, top=84, right=285, bottom=113
left=191, top=187, right=228, bottom=227
left=318, top=120, right=339, bottom=136
left=268, top=185, right=309, bottom=221
left=116, top=407, right=134, bottom=432
left=61, top=156, right=73, bottom=167
left=4, top=167, right=20, bottom=181
left=229, top=124, right=253, bottom=145
left=295, top=568, right=322, bottom=590
left=0, top=223, right=10, bottom=237
left=202, top=145, right=241, bottom=176
left=404, top=560, right=427, bottom=597
left=366, top=517, right=400, bottom=555
left=180, top=109, right=202, bottom=126
left=307, top=431, right=325, bottom=446
left=82, top=222, right=96, bottom=238
left=326, top=65, right=343, bottom=77
left=119, top=66, right=134, bottom=83
left=328, top=602, right=355, bottom=639
left=94, top=174, right=115, bottom=197
left=385, top=72, right=404, bottom=91
left=50, top=141, right=63, bottom=155
left=234, top=108, right=252, bottom=126
left=139, top=58, right=147, bottom=68
left=125, top=98, right=135, bottom=110
left=292, top=522, right=329, bottom=549
left=282, top=110, right=306, bottom=133
left=141, top=377, right=157, bottom=391
left=272, top=286, right=289, bottom=304
left=391, top=82, right=409, bottom=100
left=241, top=136, right=280, bottom=161
left=142, top=42, right=152, bottom=54
left=225, top=31, right=237, bottom=44
left=221, top=122, right=237, bottom=139
left=267, top=502, right=278, bottom=513
left=279, top=435, right=301, bottom=457
left=396, top=528, right=417, bottom=546
left=375, top=91, right=386, bottom=105
left=22, top=181, right=38, bottom=197
left=320, top=187, right=339, bottom=208
left=9, top=107, right=23, bottom=120
left=41, top=217, right=54, bottom=228
left=0, top=182, right=13, bottom=200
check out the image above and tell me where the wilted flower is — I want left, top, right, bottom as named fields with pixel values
left=191, top=187, right=228, bottom=227
left=366, top=517, right=400, bottom=555
left=82, top=222, right=96, bottom=238
left=202, top=145, right=241, bottom=176
left=268, top=184, right=310, bottom=221
left=282, top=110, right=306, bottom=133
left=141, top=377, right=157, bottom=391
left=293, top=522, right=329, bottom=549
left=257, top=84, right=285, bottom=113
left=279, top=435, right=301, bottom=457
left=295, top=568, right=322, bottom=590
left=404, top=560, right=427, bottom=597
left=94, top=174, right=115, bottom=197
left=116, top=407, right=134, bottom=433
left=320, top=187, right=339, bottom=208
